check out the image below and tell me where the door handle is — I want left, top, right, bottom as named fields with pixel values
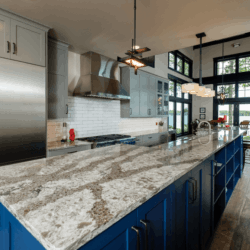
left=7, top=41, right=10, bottom=53
left=12, top=43, right=16, bottom=54
left=140, top=220, right=148, bottom=250
left=131, top=226, right=140, bottom=250
left=188, top=179, right=195, bottom=204
left=66, top=104, right=68, bottom=114
left=190, top=177, right=197, bottom=201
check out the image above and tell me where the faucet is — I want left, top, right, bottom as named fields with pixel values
left=197, top=121, right=211, bottom=135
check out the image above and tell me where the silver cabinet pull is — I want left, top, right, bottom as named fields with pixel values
left=13, top=43, right=16, bottom=54
left=7, top=41, right=10, bottom=53
left=131, top=226, right=140, bottom=250
left=188, top=179, right=195, bottom=204
left=66, top=104, right=68, bottom=114
left=140, top=220, right=148, bottom=250
left=190, top=177, right=197, bottom=201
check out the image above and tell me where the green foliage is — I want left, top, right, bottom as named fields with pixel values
left=243, top=136, right=250, bottom=141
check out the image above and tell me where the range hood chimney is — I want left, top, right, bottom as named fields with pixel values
left=73, top=52, right=130, bottom=100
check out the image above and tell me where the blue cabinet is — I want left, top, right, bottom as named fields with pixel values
left=0, top=203, right=45, bottom=250
left=201, top=155, right=214, bottom=249
left=137, top=185, right=175, bottom=250
left=80, top=210, right=138, bottom=250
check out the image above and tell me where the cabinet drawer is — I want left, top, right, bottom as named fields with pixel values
left=48, top=145, right=91, bottom=157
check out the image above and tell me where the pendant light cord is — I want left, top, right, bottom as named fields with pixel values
left=222, top=42, right=224, bottom=85
left=134, top=0, right=136, bottom=51
left=199, top=37, right=203, bottom=86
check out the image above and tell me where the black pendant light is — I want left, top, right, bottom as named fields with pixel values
left=117, top=0, right=154, bottom=75
left=217, top=42, right=228, bottom=105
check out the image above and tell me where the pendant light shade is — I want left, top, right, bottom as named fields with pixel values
left=188, top=83, right=199, bottom=95
left=196, top=86, right=206, bottom=96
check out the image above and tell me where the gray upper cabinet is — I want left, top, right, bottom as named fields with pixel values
left=48, top=39, right=69, bottom=119
left=156, top=78, right=169, bottom=116
left=0, top=11, right=48, bottom=66
left=120, top=67, right=168, bottom=118
left=11, top=20, right=45, bottom=66
left=0, top=14, right=11, bottom=59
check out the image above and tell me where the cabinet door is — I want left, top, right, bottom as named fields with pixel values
left=0, top=14, right=11, bottom=59
left=139, top=73, right=149, bottom=116
left=201, top=155, right=214, bottom=248
left=11, top=20, right=45, bottom=66
left=48, top=73, right=67, bottom=119
left=188, top=167, right=202, bottom=250
left=80, top=210, right=138, bottom=250
left=130, top=73, right=140, bottom=117
left=174, top=172, right=191, bottom=250
left=138, top=185, right=175, bottom=250
left=148, top=76, right=156, bottom=116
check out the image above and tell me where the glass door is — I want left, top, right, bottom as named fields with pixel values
left=218, top=104, right=234, bottom=125
left=169, top=101, right=174, bottom=129
left=184, top=104, right=189, bottom=133
left=176, top=103, right=182, bottom=134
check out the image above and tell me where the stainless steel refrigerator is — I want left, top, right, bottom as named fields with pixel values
left=0, top=58, right=46, bottom=166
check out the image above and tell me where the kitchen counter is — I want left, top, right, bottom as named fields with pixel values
left=47, top=140, right=93, bottom=151
left=0, top=128, right=245, bottom=250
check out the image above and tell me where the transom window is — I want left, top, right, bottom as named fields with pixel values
left=215, top=52, right=250, bottom=76
left=168, top=51, right=193, bottom=78
left=217, top=60, right=236, bottom=75
left=239, top=56, right=250, bottom=73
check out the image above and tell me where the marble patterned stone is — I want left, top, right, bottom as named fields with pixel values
left=0, top=128, right=245, bottom=250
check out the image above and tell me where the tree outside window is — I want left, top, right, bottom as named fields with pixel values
left=184, top=62, right=189, bottom=76
left=169, top=81, right=174, bottom=96
left=217, top=59, right=236, bottom=75
left=177, top=57, right=183, bottom=73
left=238, top=83, right=250, bottom=97
left=239, top=57, right=250, bottom=73
left=169, top=53, right=175, bottom=69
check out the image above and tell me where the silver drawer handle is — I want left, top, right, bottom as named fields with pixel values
left=131, top=226, right=140, bottom=250
left=140, top=220, right=148, bottom=250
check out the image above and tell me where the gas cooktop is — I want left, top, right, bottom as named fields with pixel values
left=77, top=134, right=132, bottom=143
left=76, top=134, right=136, bottom=148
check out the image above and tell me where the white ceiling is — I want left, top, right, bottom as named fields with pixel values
left=1, top=0, right=250, bottom=59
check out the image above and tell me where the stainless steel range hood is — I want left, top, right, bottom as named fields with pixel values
left=73, top=52, right=130, bottom=100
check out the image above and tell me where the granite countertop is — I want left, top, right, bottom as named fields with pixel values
left=48, top=141, right=93, bottom=151
left=128, top=128, right=176, bottom=137
left=0, top=128, right=245, bottom=250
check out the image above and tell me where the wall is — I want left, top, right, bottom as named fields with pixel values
left=48, top=49, right=193, bottom=142
left=192, top=84, right=213, bottom=121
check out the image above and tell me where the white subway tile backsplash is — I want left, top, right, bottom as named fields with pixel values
left=48, top=97, right=163, bottom=141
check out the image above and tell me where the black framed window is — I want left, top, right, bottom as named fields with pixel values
left=217, top=84, right=235, bottom=98
left=168, top=74, right=192, bottom=136
left=217, top=59, right=236, bottom=75
left=239, top=56, right=250, bottom=73
left=169, top=53, right=175, bottom=69
left=168, top=50, right=193, bottom=78
left=238, top=82, right=250, bottom=97
left=214, top=51, right=250, bottom=76
left=169, top=80, right=175, bottom=96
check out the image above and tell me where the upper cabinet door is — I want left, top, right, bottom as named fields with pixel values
left=10, top=20, right=45, bottom=66
left=0, top=14, right=11, bottom=59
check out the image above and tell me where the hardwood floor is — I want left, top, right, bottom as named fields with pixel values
left=209, top=153, right=250, bottom=250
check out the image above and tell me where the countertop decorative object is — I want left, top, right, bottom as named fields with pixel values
left=0, top=128, right=245, bottom=250
left=47, top=140, right=93, bottom=151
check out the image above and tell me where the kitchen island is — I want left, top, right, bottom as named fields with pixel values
left=0, top=128, right=245, bottom=250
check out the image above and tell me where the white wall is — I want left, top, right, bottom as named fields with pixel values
left=192, top=84, right=213, bottom=121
